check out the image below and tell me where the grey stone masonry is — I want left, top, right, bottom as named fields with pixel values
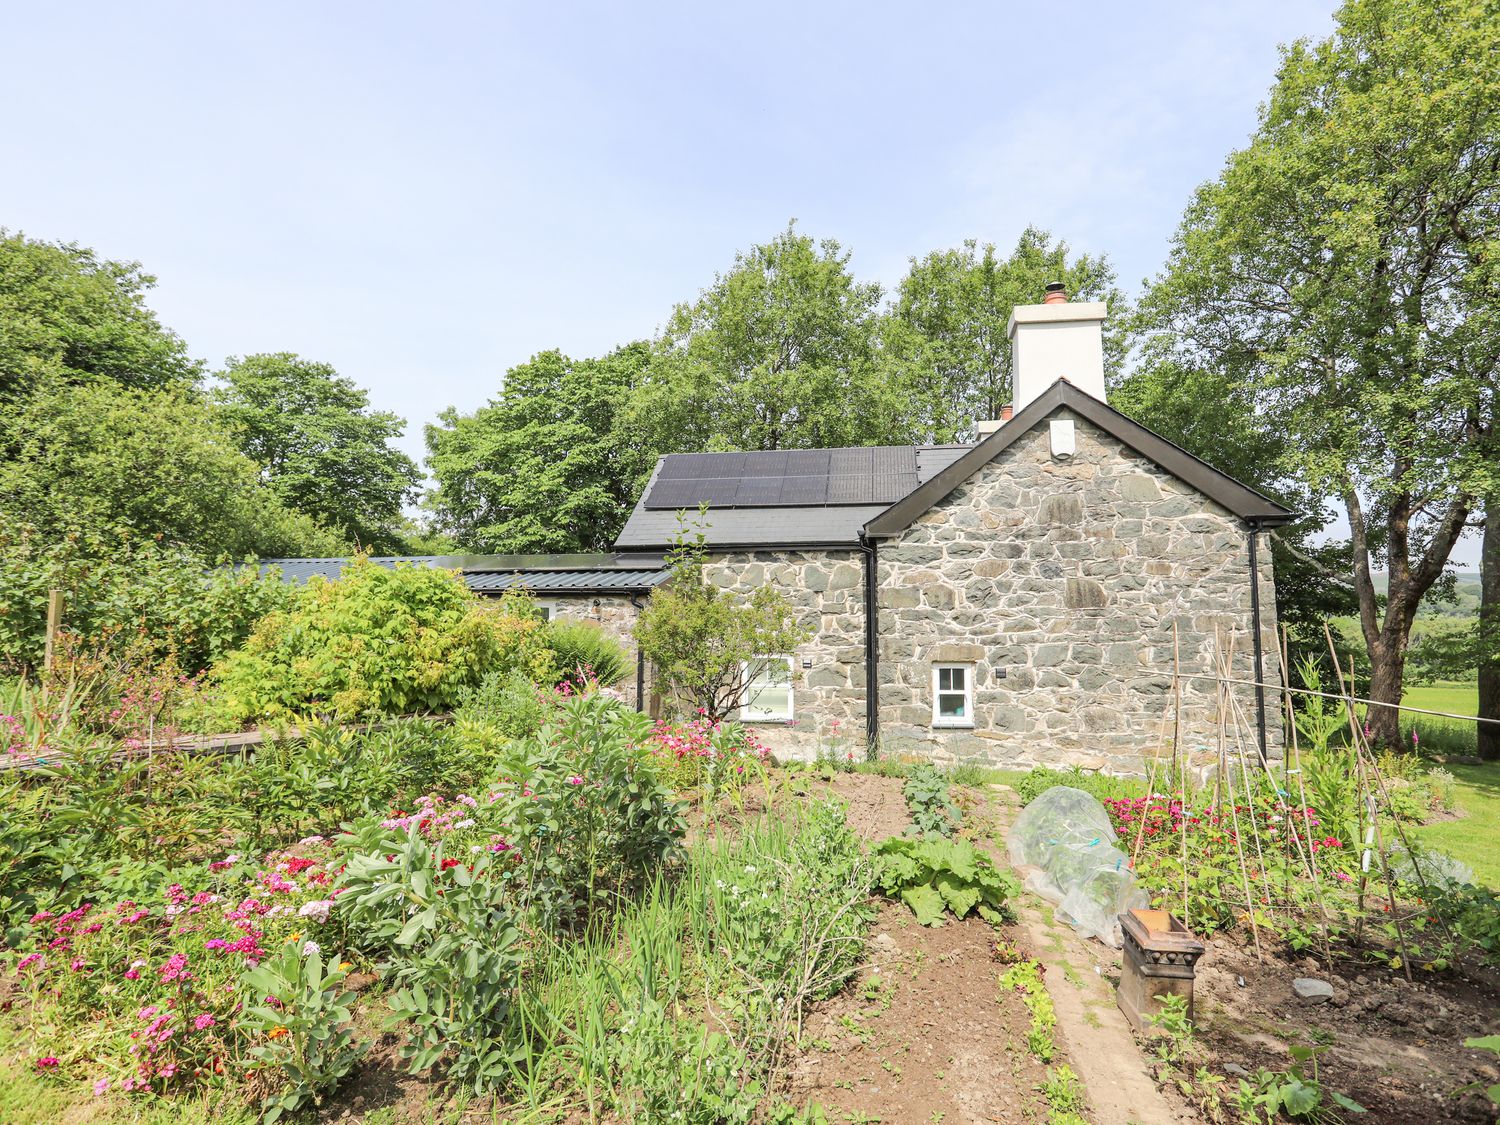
left=701, top=550, right=867, bottom=762
left=875, top=409, right=1283, bottom=774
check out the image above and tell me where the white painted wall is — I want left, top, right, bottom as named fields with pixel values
left=1007, top=301, right=1108, bottom=411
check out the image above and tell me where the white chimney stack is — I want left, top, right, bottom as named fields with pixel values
left=1006, top=283, right=1108, bottom=413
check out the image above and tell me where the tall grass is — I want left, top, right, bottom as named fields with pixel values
left=499, top=799, right=872, bottom=1122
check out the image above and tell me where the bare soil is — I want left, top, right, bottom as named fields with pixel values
left=1191, top=932, right=1500, bottom=1123
left=781, top=901, right=1060, bottom=1124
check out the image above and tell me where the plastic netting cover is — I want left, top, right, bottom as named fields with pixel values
left=1006, top=785, right=1148, bottom=947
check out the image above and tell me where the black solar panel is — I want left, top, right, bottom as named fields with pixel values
left=643, top=445, right=921, bottom=509
left=734, top=477, right=784, bottom=505
left=778, top=475, right=827, bottom=504
left=827, top=475, right=875, bottom=504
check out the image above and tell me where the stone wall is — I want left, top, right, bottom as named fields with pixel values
left=538, top=593, right=648, bottom=710
left=701, top=550, right=867, bottom=761
left=875, top=409, right=1282, bottom=774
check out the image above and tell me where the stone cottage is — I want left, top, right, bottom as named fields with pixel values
left=610, top=288, right=1293, bottom=771
left=268, top=289, right=1292, bottom=772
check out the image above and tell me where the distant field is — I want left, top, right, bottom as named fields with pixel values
left=1403, top=681, right=1479, bottom=718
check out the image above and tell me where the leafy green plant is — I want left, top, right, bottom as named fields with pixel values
left=872, top=835, right=1017, bottom=926
left=336, top=822, right=525, bottom=1090
left=1462, top=1036, right=1500, bottom=1107
left=1235, top=1043, right=1365, bottom=1123
left=240, top=944, right=366, bottom=1122
left=543, top=617, right=630, bottom=687
left=903, top=764, right=963, bottom=838
left=1040, top=1064, right=1089, bottom=1125
left=768, top=1101, right=832, bottom=1125
left=1000, top=958, right=1056, bottom=1062
left=690, top=800, right=874, bottom=1066
left=1014, top=766, right=1139, bottom=806
left=491, top=691, right=684, bottom=929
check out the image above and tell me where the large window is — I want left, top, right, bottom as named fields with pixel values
left=932, top=664, right=974, bottom=728
left=740, top=655, right=794, bottom=723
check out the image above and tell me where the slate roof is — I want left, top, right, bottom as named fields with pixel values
left=616, top=380, right=1294, bottom=550
left=865, top=380, right=1296, bottom=536
left=258, top=553, right=671, bottom=594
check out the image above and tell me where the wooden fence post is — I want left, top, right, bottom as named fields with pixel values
left=43, top=588, right=64, bottom=674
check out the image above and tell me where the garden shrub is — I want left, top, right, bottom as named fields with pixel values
left=190, top=560, right=556, bottom=726
left=491, top=692, right=684, bottom=927
left=0, top=524, right=292, bottom=678
left=543, top=617, right=630, bottom=687
left=454, top=668, right=560, bottom=744
left=872, top=835, right=1019, bottom=926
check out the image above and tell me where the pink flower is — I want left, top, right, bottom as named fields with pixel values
left=193, top=1013, right=215, bottom=1030
left=36, top=1056, right=58, bottom=1070
left=93, top=1077, right=110, bottom=1096
left=567, top=775, right=584, bottom=786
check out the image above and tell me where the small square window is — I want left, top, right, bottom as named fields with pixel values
left=535, top=601, right=557, bottom=622
left=932, top=664, right=974, bottom=728
left=740, top=655, right=794, bottom=723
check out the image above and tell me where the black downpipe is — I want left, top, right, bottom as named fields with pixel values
left=629, top=592, right=646, bottom=713
left=858, top=532, right=879, bottom=752
left=1247, top=521, right=1269, bottom=764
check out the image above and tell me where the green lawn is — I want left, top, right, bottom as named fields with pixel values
left=1413, top=762, right=1500, bottom=890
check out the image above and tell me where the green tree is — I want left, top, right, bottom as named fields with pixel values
left=635, top=520, right=812, bottom=721
left=631, top=222, right=912, bottom=453
left=213, top=353, right=421, bottom=553
left=1110, top=355, right=1360, bottom=649
left=0, top=379, right=347, bottom=559
left=1137, top=0, right=1500, bottom=747
left=886, top=228, right=1128, bottom=441
left=0, top=229, right=201, bottom=399
left=426, top=343, right=655, bottom=552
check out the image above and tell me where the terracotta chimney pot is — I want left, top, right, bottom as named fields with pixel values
left=999, top=404, right=1013, bottom=421
left=1043, top=281, right=1068, bottom=305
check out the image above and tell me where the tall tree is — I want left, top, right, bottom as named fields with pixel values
left=0, top=379, right=347, bottom=559
left=631, top=222, right=912, bottom=453
left=1481, top=492, right=1500, bottom=760
left=426, top=344, right=655, bottom=553
left=887, top=228, right=1128, bottom=442
left=0, top=230, right=201, bottom=399
left=1138, top=0, right=1500, bottom=747
left=1111, top=354, right=1360, bottom=649
left=213, top=353, right=421, bottom=553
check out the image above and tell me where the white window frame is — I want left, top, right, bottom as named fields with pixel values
left=931, top=664, right=974, bottom=729
left=535, top=600, right=559, bottom=622
left=739, top=655, right=795, bottom=723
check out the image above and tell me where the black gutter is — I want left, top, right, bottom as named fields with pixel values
left=858, top=531, right=879, bottom=752
left=1247, top=520, right=1269, bottom=764
left=628, top=592, right=647, bottom=714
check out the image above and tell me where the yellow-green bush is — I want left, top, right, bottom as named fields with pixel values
left=188, top=561, right=555, bottom=727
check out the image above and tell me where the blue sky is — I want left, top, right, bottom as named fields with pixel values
left=18, top=1, right=1439, bottom=554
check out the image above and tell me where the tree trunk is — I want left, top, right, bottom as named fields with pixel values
left=1479, top=496, right=1500, bottom=761
left=1366, top=633, right=1408, bottom=749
